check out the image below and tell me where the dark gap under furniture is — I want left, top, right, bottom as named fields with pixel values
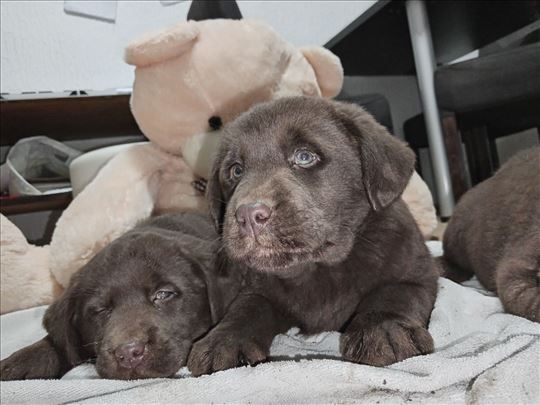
left=405, top=40, right=540, bottom=200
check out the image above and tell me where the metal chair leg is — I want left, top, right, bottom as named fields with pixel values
left=406, top=0, right=455, bottom=217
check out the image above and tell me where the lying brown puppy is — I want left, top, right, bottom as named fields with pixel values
left=187, top=96, right=439, bottom=376
left=0, top=213, right=239, bottom=380
left=442, top=147, right=540, bottom=322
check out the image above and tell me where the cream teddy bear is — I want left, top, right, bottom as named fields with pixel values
left=0, top=19, right=436, bottom=314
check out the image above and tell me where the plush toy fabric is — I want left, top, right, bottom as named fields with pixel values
left=0, top=216, right=62, bottom=314
left=403, top=171, right=438, bottom=237
left=0, top=19, right=436, bottom=314
left=125, top=19, right=344, bottom=179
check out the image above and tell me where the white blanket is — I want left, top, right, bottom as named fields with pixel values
left=1, top=242, right=539, bottom=404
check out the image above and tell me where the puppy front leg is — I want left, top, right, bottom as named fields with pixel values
left=188, top=293, right=291, bottom=376
left=0, top=336, right=70, bottom=380
left=341, top=282, right=436, bottom=366
left=496, top=246, right=540, bottom=323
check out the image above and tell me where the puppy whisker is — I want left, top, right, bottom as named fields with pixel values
left=80, top=341, right=100, bottom=348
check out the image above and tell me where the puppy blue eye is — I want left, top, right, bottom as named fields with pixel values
left=153, top=290, right=176, bottom=302
left=293, top=149, right=318, bottom=167
left=230, top=163, right=244, bottom=179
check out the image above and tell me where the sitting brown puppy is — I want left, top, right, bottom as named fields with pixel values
left=442, top=147, right=540, bottom=322
left=1, top=213, right=239, bottom=380
left=187, top=96, right=439, bottom=376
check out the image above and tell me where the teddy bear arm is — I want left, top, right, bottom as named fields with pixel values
left=0, top=215, right=62, bottom=314
left=402, top=171, right=438, bottom=238
left=49, top=145, right=165, bottom=287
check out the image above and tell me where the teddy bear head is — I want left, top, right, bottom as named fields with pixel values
left=125, top=19, right=343, bottom=178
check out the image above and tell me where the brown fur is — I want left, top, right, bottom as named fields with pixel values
left=442, top=147, right=540, bottom=322
left=187, top=96, right=439, bottom=376
left=1, top=213, right=240, bottom=380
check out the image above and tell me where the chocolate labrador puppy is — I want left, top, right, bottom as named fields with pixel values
left=1, top=213, right=240, bottom=380
left=187, top=96, right=439, bottom=376
left=442, top=147, right=539, bottom=322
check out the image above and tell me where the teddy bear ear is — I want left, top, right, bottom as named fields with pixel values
left=124, top=21, right=200, bottom=67
left=300, top=46, right=344, bottom=98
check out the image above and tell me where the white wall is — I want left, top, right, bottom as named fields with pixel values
left=340, top=76, right=423, bottom=140
left=238, top=1, right=376, bottom=46
left=1, top=0, right=192, bottom=94
left=0, top=0, right=376, bottom=94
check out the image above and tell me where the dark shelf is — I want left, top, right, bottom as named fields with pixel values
left=1, top=94, right=145, bottom=147
left=0, top=192, right=73, bottom=215
left=1, top=94, right=146, bottom=215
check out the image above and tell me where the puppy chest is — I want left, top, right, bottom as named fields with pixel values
left=278, top=276, right=360, bottom=333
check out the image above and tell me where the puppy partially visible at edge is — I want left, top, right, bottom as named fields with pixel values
left=442, top=147, right=540, bottom=322
left=1, top=213, right=240, bottom=380
left=187, top=96, right=439, bottom=376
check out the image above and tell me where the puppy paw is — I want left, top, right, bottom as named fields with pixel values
left=187, top=332, right=267, bottom=377
left=0, top=339, right=64, bottom=380
left=340, top=317, right=433, bottom=366
left=0, top=356, right=40, bottom=381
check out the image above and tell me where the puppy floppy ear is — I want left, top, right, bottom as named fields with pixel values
left=206, top=152, right=226, bottom=233
left=42, top=280, right=82, bottom=367
left=333, top=101, right=415, bottom=210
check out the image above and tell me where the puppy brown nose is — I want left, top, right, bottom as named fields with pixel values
left=235, top=203, right=271, bottom=236
left=114, top=341, right=146, bottom=369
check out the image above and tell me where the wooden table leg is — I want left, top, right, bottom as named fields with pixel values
left=441, top=113, right=468, bottom=201
left=462, top=125, right=494, bottom=185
